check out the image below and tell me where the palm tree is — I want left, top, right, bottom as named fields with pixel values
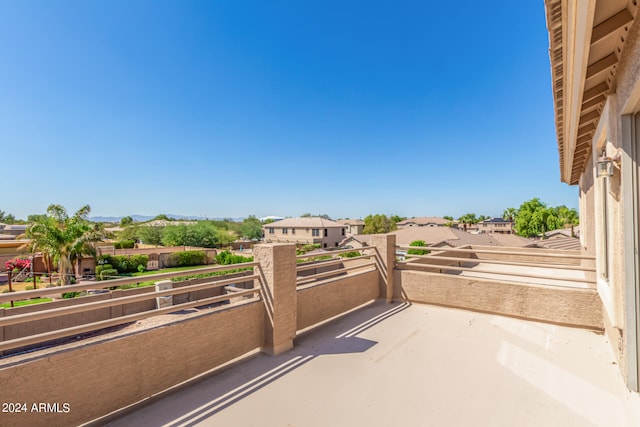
left=23, top=204, right=107, bottom=285
left=555, top=205, right=579, bottom=237
left=458, top=213, right=477, bottom=232
left=502, top=207, right=517, bottom=234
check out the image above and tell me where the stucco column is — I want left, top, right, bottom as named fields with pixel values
left=254, top=243, right=297, bottom=355
left=371, top=234, right=396, bottom=303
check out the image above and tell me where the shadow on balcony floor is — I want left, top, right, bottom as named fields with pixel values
left=103, top=301, right=640, bottom=427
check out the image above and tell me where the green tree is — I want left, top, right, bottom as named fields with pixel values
left=363, top=214, right=396, bottom=234
left=153, top=214, right=171, bottom=221
left=390, top=215, right=407, bottom=224
left=239, top=215, right=263, bottom=240
left=457, top=213, right=478, bottom=231
left=120, top=216, right=133, bottom=226
left=555, top=205, right=580, bottom=236
left=138, top=226, right=164, bottom=246
left=0, top=210, right=16, bottom=224
left=301, top=213, right=331, bottom=220
left=27, top=214, right=47, bottom=223
left=407, top=240, right=430, bottom=255
left=514, top=198, right=563, bottom=238
left=161, top=222, right=235, bottom=248
left=23, top=204, right=107, bottom=285
left=502, top=207, right=517, bottom=233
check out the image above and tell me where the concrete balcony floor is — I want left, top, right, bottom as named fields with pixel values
left=105, top=301, right=640, bottom=427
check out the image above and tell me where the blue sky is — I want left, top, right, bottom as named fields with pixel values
left=0, top=1, right=577, bottom=220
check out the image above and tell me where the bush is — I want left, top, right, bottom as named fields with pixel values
left=100, top=268, right=119, bottom=280
left=103, top=255, right=148, bottom=273
left=407, top=240, right=430, bottom=255
left=296, top=244, right=321, bottom=255
left=215, top=250, right=253, bottom=265
left=113, top=240, right=136, bottom=249
left=95, top=264, right=112, bottom=280
left=168, top=250, right=207, bottom=267
left=339, top=251, right=361, bottom=258
left=62, top=292, right=81, bottom=299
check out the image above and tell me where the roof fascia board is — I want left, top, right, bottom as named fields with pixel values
left=563, top=0, right=597, bottom=183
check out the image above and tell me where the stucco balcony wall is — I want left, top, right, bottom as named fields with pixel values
left=297, top=269, right=379, bottom=331
left=395, top=269, right=603, bottom=329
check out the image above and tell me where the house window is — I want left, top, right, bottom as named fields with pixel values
left=324, top=229, right=328, bottom=237
left=312, top=229, right=319, bottom=237
left=282, top=228, right=288, bottom=234
left=268, top=228, right=274, bottom=234
left=335, top=242, right=339, bottom=247
left=342, top=228, right=345, bottom=236
left=323, top=243, right=327, bottom=248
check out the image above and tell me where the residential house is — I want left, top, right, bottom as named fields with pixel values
left=347, top=227, right=535, bottom=250
left=336, top=219, right=365, bottom=235
left=542, top=227, right=580, bottom=240
left=262, top=217, right=347, bottom=248
left=396, top=216, right=451, bottom=228
left=545, top=0, right=640, bottom=390
left=477, top=217, right=513, bottom=234
left=0, top=224, right=27, bottom=238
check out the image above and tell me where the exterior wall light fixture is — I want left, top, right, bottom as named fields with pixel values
left=596, top=148, right=622, bottom=178
left=596, top=155, right=614, bottom=178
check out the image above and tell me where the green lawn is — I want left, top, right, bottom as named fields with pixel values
left=129, top=265, right=212, bottom=277
left=1, top=298, right=53, bottom=308
left=0, top=264, right=253, bottom=307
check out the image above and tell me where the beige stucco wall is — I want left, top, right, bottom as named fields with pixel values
left=394, top=269, right=603, bottom=330
left=575, top=17, right=640, bottom=382
left=0, top=300, right=265, bottom=427
left=264, top=226, right=346, bottom=247
left=0, top=273, right=253, bottom=353
left=470, top=245, right=582, bottom=266
left=297, top=270, right=379, bottom=331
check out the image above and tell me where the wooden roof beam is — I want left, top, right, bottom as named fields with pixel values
left=591, top=8, right=633, bottom=44
left=577, top=133, right=593, bottom=146
left=582, top=82, right=609, bottom=103
left=586, top=53, right=618, bottom=80
left=582, top=93, right=606, bottom=111
left=577, top=122, right=596, bottom=138
left=579, top=109, right=601, bottom=125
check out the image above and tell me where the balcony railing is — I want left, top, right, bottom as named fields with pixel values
left=396, top=244, right=596, bottom=287
left=295, top=247, right=376, bottom=287
left=0, top=262, right=260, bottom=354
left=0, top=237, right=607, bottom=427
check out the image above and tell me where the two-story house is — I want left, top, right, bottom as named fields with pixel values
left=336, top=219, right=365, bottom=235
left=477, top=217, right=513, bottom=234
left=262, top=217, right=347, bottom=248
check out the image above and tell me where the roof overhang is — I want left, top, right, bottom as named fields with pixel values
left=545, top=0, right=637, bottom=184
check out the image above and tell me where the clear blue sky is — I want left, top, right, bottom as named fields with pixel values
left=0, top=1, right=577, bottom=220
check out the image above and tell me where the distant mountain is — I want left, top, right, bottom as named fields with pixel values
left=89, top=214, right=245, bottom=223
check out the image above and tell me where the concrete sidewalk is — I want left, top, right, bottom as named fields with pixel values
left=105, top=302, right=640, bottom=427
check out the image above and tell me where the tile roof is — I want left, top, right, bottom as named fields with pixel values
left=345, top=229, right=537, bottom=249
left=535, top=237, right=582, bottom=251
left=397, top=217, right=450, bottom=226
left=481, top=217, right=510, bottom=224
left=262, top=217, right=346, bottom=229
left=3, top=224, right=27, bottom=230
left=336, top=219, right=365, bottom=226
